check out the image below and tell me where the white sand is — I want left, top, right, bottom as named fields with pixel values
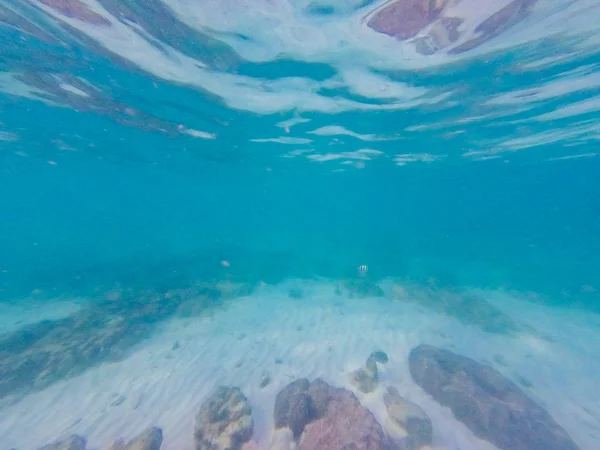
left=1, top=279, right=599, bottom=450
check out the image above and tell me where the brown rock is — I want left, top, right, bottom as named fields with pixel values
left=273, top=379, right=315, bottom=439
left=299, top=385, right=392, bottom=450
left=194, top=386, right=253, bottom=450
left=409, top=344, right=580, bottom=450
left=350, top=351, right=389, bottom=393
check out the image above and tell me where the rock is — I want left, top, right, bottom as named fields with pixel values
left=370, top=351, right=389, bottom=364
left=274, top=379, right=315, bottom=439
left=275, top=378, right=393, bottom=450
left=194, top=386, right=253, bottom=450
left=350, top=351, right=389, bottom=393
left=299, top=381, right=392, bottom=450
left=107, top=427, right=162, bottom=450
left=37, top=435, right=86, bottom=450
left=383, top=387, right=432, bottom=449
left=409, top=345, right=580, bottom=450
left=268, top=428, right=297, bottom=450
left=259, top=372, right=271, bottom=389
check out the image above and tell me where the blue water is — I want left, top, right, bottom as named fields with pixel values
left=1, top=1, right=600, bottom=449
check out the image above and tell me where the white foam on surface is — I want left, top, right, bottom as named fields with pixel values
left=181, top=128, right=216, bottom=139
left=394, top=153, right=445, bottom=166
left=250, top=137, right=313, bottom=145
left=58, top=83, right=90, bottom=97
left=308, top=125, right=389, bottom=141
left=547, top=152, right=597, bottom=161
left=1, top=279, right=599, bottom=450
left=307, top=148, right=383, bottom=162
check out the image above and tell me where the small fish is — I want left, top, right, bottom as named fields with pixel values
left=358, top=265, right=368, bottom=276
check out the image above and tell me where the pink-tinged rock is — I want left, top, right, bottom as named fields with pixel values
left=366, top=0, right=445, bottom=41
left=241, top=441, right=260, bottom=450
left=36, top=0, right=110, bottom=25
left=298, top=380, right=392, bottom=450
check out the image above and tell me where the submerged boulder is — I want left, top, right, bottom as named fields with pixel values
left=409, top=344, right=580, bottom=450
left=194, top=386, right=253, bottom=450
left=274, top=378, right=393, bottom=450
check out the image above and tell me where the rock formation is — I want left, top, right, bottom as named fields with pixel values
left=350, top=351, right=389, bottom=393
left=409, top=344, right=580, bottom=450
left=274, top=378, right=394, bottom=450
left=194, top=386, right=253, bottom=450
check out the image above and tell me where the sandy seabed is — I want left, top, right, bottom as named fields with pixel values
left=1, top=279, right=600, bottom=450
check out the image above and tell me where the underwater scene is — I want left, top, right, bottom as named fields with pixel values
left=1, top=0, right=600, bottom=449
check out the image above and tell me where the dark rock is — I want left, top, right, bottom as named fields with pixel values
left=107, top=427, right=163, bottom=450
left=370, top=351, right=389, bottom=364
left=299, top=381, right=392, bottom=450
left=275, top=378, right=393, bottom=449
left=194, top=386, right=253, bottom=450
left=259, top=372, right=271, bottom=389
left=409, top=344, right=580, bottom=450
left=350, top=351, right=389, bottom=393
left=37, top=434, right=86, bottom=450
left=274, top=379, right=315, bottom=438
left=383, top=387, right=432, bottom=449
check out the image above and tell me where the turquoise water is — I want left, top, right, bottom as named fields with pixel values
left=1, top=1, right=600, bottom=449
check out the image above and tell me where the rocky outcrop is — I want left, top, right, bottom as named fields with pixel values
left=274, top=379, right=314, bottom=439
left=409, top=344, right=580, bottom=450
left=108, top=427, right=163, bottom=450
left=350, top=351, right=389, bottom=393
left=194, top=386, right=253, bottom=450
left=274, top=378, right=393, bottom=450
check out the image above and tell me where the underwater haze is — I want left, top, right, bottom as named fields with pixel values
left=1, top=1, right=600, bottom=449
